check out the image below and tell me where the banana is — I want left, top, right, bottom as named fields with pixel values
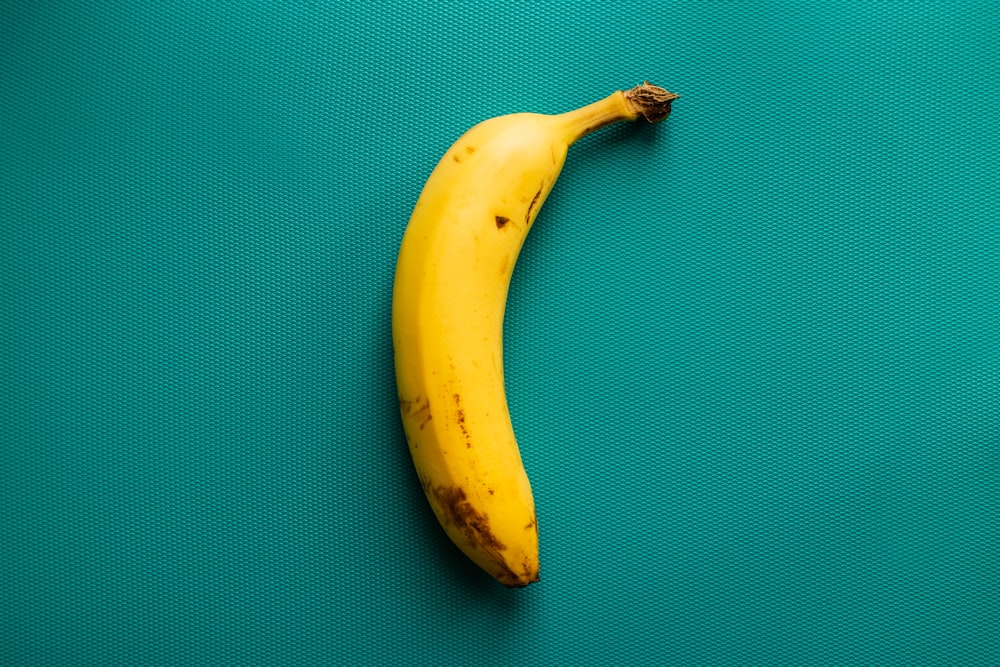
left=392, top=82, right=679, bottom=587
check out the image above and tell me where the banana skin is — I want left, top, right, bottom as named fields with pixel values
left=392, top=83, right=678, bottom=586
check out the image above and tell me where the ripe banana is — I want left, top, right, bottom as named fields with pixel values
left=392, top=82, right=679, bottom=587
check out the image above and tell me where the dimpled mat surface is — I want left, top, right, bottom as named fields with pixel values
left=2, top=2, right=998, bottom=665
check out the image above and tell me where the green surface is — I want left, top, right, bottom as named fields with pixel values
left=2, top=2, right=998, bottom=665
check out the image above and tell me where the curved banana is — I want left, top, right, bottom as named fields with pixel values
left=392, top=82, right=678, bottom=587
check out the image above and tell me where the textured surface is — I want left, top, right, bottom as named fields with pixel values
left=2, top=2, right=998, bottom=665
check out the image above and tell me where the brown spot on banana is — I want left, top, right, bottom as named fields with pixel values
left=401, top=395, right=432, bottom=430
left=453, top=393, right=471, bottom=448
left=417, top=402, right=432, bottom=430
left=453, top=145, right=477, bottom=163
left=525, top=186, right=543, bottom=225
left=497, top=253, right=510, bottom=276
left=495, top=215, right=510, bottom=229
left=432, top=485, right=506, bottom=552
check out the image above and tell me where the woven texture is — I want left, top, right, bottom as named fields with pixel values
left=2, top=2, right=998, bottom=664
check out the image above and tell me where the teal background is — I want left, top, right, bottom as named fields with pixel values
left=2, top=2, right=997, bottom=665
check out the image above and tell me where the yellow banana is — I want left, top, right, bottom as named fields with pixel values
left=392, top=82, right=679, bottom=587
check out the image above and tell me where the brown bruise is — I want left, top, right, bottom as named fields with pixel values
left=497, top=254, right=510, bottom=276
left=525, top=186, right=543, bottom=225
left=400, top=395, right=432, bottom=430
left=430, top=484, right=536, bottom=587
left=453, top=145, right=477, bottom=163
left=453, top=393, right=471, bottom=448
left=433, top=485, right=506, bottom=551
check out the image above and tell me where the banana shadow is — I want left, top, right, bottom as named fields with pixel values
left=574, top=114, right=678, bottom=160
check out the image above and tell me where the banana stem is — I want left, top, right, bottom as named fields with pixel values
left=622, top=81, right=681, bottom=123
left=558, top=81, right=679, bottom=144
